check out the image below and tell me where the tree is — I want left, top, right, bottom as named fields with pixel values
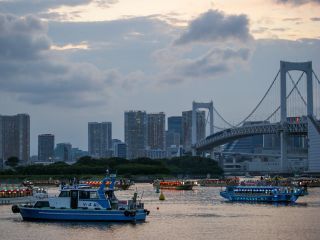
left=6, top=156, right=20, bottom=168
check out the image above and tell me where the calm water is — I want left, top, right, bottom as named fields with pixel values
left=1, top=184, right=320, bottom=240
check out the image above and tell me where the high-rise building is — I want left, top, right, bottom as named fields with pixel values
left=181, top=110, right=205, bottom=151
left=88, top=122, right=112, bottom=158
left=124, top=111, right=147, bottom=159
left=55, top=143, right=72, bottom=162
left=168, top=116, right=182, bottom=135
left=0, top=114, right=30, bottom=166
left=114, top=142, right=127, bottom=159
left=166, top=131, right=180, bottom=148
left=38, top=134, right=54, bottom=162
left=71, top=148, right=88, bottom=162
left=147, top=112, right=165, bottom=150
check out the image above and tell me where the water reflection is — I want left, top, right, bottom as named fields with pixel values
left=0, top=184, right=320, bottom=240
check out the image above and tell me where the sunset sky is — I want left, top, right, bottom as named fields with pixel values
left=0, top=0, right=319, bottom=154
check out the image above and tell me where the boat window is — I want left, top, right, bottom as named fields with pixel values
left=90, top=191, right=98, bottom=199
left=79, top=191, right=90, bottom=199
left=59, top=191, right=70, bottom=197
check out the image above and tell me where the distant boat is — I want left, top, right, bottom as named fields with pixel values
left=153, top=180, right=193, bottom=190
left=199, top=177, right=239, bottom=187
left=220, top=186, right=305, bottom=203
left=12, top=174, right=149, bottom=222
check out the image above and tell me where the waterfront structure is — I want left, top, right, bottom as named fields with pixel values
left=38, top=134, right=54, bottom=162
left=166, top=131, right=180, bottom=148
left=55, top=143, right=72, bottom=162
left=0, top=114, right=30, bottom=166
left=182, top=110, right=205, bottom=151
left=114, top=142, right=127, bottom=159
left=194, top=61, right=320, bottom=173
left=124, top=111, right=147, bottom=159
left=71, top=148, right=88, bottom=162
left=88, top=122, right=112, bottom=158
left=168, top=116, right=182, bottom=136
left=147, top=112, right=165, bottom=150
left=144, top=149, right=167, bottom=159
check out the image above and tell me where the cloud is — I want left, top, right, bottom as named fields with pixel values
left=0, top=0, right=118, bottom=16
left=282, top=17, right=302, bottom=21
left=153, top=47, right=251, bottom=84
left=310, top=17, right=320, bottom=21
left=0, top=14, right=118, bottom=107
left=275, top=0, right=320, bottom=5
left=175, top=10, right=252, bottom=45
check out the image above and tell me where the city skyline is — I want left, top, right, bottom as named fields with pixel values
left=0, top=1, right=319, bottom=155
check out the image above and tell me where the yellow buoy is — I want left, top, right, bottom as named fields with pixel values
left=159, top=191, right=165, bottom=201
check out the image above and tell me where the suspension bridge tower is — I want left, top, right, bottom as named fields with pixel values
left=280, top=61, right=313, bottom=172
left=192, top=101, right=214, bottom=156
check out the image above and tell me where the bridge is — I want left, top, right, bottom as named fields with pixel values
left=192, top=61, right=320, bottom=173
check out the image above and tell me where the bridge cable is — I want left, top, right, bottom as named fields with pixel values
left=265, top=72, right=305, bottom=121
left=287, top=72, right=307, bottom=106
left=233, top=70, right=280, bottom=127
left=212, top=70, right=281, bottom=128
left=313, top=71, right=320, bottom=85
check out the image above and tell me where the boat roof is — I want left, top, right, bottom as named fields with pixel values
left=232, top=186, right=281, bottom=189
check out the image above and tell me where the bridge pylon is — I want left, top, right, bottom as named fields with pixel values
left=192, top=101, right=214, bottom=156
left=280, top=61, right=313, bottom=172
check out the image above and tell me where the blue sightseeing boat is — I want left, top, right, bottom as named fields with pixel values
left=12, top=174, right=149, bottom=222
left=220, top=186, right=305, bottom=203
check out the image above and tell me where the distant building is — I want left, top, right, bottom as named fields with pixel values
left=88, top=122, right=112, bottom=158
left=124, top=111, right=147, bottom=159
left=114, top=142, right=127, bottom=159
left=181, top=110, right=205, bottom=151
left=147, top=112, right=165, bottom=150
left=0, top=114, right=30, bottom=167
left=38, top=134, right=54, bottom=162
left=71, top=148, right=88, bottom=162
left=55, top=143, right=72, bottom=162
left=168, top=116, right=182, bottom=136
left=146, top=149, right=167, bottom=159
left=166, top=131, right=180, bottom=149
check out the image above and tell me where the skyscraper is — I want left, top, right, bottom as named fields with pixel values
left=38, top=134, right=54, bottom=162
left=55, top=143, right=72, bottom=162
left=168, top=116, right=182, bottom=135
left=88, top=122, right=112, bottom=158
left=0, top=114, right=30, bottom=166
left=147, top=112, right=165, bottom=150
left=167, top=116, right=182, bottom=148
left=124, top=111, right=147, bottom=159
left=181, top=110, right=205, bottom=151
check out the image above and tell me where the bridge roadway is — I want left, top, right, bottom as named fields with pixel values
left=194, top=121, right=308, bottom=151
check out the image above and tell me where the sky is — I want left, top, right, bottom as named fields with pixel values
left=0, top=0, right=319, bottom=155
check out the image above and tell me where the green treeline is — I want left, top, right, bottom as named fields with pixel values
left=0, top=156, right=223, bottom=177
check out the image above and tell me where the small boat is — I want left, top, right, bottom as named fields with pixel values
left=220, top=186, right=305, bottom=203
left=85, top=179, right=134, bottom=190
left=199, top=177, right=239, bottom=187
left=12, top=174, right=149, bottom=222
left=153, top=180, right=193, bottom=190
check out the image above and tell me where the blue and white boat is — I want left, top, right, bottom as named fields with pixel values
left=12, top=174, right=149, bottom=222
left=220, top=186, right=305, bottom=203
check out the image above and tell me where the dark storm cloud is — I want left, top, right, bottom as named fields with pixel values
left=0, top=0, right=118, bottom=16
left=175, top=10, right=252, bottom=45
left=0, top=14, right=117, bottom=107
left=275, top=0, right=320, bottom=5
